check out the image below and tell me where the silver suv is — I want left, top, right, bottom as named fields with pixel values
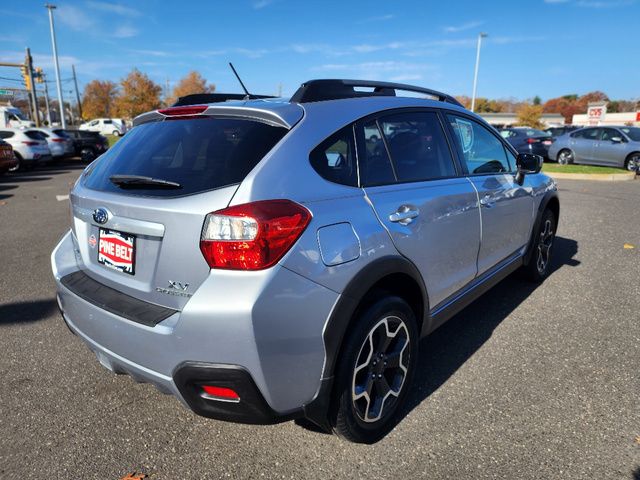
left=52, top=80, right=559, bottom=443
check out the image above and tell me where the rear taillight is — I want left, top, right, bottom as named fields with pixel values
left=52, top=138, right=64, bottom=143
left=158, top=105, right=208, bottom=117
left=201, top=385, right=240, bottom=402
left=525, top=138, right=540, bottom=144
left=22, top=141, right=38, bottom=146
left=200, top=199, right=311, bottom=270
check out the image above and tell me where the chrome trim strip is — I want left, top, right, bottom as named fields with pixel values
left=73, top=206, right=165, bottom=238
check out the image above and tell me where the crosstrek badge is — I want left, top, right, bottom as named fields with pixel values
left=97, top=228, right=136, bottom=275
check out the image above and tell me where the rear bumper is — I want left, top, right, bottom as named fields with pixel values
left=51, top=230, right=339, bottom=422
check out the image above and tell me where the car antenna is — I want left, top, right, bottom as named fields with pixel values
left=229, top=62, right=251, bottom=100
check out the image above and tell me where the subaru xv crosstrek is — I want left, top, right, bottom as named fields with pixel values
left=52, top=79, right=559, bottom=444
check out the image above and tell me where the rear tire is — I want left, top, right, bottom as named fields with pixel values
left=557, top=149, right=573, bottom=165
left=330, top=296, right=418, bottom=444
left=523, top=209, right=557, bottom=283
left=80, top=148, right=97, bottom=162
left=9, top=153, right=21, bottom=172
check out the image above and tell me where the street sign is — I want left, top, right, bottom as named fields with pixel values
left=0, top=89, right=14, bottom=96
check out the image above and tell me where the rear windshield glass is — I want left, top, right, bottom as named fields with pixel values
left=25, top=131, right=46, bottom=140
left=83, top=117, right=287, bottom=197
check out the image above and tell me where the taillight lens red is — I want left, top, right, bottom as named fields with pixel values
left=200, top=199, right=311, bottom=270
left=201, top=385, right=240, bottom=401
left=158, top=105, right=208, bottom=116
left=525, top=138, right=540, bottom=144
left=22, top=141, right=38, bottom=146
left=52, top=138, right=64, bottom=143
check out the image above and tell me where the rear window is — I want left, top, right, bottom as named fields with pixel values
left=83, top=117, right=287, bottom=197
left=25, top=131, right=46, bottom=140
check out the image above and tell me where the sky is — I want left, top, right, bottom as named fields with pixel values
left=1, top=0, right=639, bottom=103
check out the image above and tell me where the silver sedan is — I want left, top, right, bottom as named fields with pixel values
left=547, top=126, right=640, bottom=171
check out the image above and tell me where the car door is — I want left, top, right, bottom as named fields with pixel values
left=359, top=110, right=481, bottom=308
left=445, top=114, right=534, bottom=276
left=569, top=128, right=600, bottom=164
left=595, top=128, right=627, bottom=167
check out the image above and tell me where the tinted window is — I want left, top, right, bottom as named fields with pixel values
left=0, top=131, right=13, bottom=139
left=84, top=118, right=287, bottom=197
left=601, top=128, right=622, bottom=141
left=573, top=128, right=599, bottom=140
left=25, top=131, right=46, bottom=140
left=53, top=129, right=70, bottom=138
left=103, top=119, right=112, bottom=124
left=447, top=115, right=512, bottom=174
left=309, top=125, right=358, bottom=186
left=378, top=111, right=455, bottom=182
left=359, top=120, right=396, bottom=186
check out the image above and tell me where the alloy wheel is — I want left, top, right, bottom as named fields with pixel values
left=626, top=155, right=639, bottom=172
left=536, top=218, right=554, bottom=274
left=558, top=150, right=572, bottom=165
left=352, top=316, right=410, bottom=423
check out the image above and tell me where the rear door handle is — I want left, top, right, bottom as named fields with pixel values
left=479, top=194, right=495, bottom=208
left=389, top=205, right=419, bottom=225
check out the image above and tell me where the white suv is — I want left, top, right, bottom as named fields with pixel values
left=79, top=118, right=127, bottom=137
left=0, top=128, right=51, bottom=170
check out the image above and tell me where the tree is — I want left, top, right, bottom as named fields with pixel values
left=114, top=69, right=162, bottom=119
left=516, top=104, right=544, bottom=129
left=82, top=80, right=118, bottom=119
left=532, top=95, right=541, bottom=106
left=166, top=71, right=215, bottom=106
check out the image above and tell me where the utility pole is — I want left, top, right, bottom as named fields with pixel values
left=72, top=64, right=82, bottom=121
left=471, top=32, right=488, bottom=113
left=25, top=48, right=40, bottom=127
left=46, top=4, right=66, bottom=128
left=42, top=76, right=52, bottom=126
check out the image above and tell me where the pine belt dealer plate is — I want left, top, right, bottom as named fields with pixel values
left=98, top=228, right=136, bottom=275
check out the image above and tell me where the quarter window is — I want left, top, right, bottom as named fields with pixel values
left=447, top=115, right=512, bottom=174
left=377, top=111, right=456, bottom=182
left=359, top=121, right=396, bottom=186
left=309, top=125, right=358, bottom=187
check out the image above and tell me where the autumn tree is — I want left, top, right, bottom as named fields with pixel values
left=82, top=80, right=118, bottom=120
left=165, top=71, right=215, bottom=106
left=114, top=69, right=162, bottom=119
left=516, top=104, right=544, bottom=129
left=543, top=91, right=610, bottom=123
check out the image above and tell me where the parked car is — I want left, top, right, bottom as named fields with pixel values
left=0, top=128, right=51, bottom=170
left=0, top=138, right=18, bottom=174
left=548, top=126, right=640, bottom=171
left=500, top=127, right=554, bottom=159
left=79, top=118, right=127, bottom=136
left=52, top=79, right=559, bottom=444
left=544, top=125, right=580, bottom=138
left=0, top=106, right=35, bottom=128
left=63, top=129, right=110, bottom=161
left=32, top=127, right=74, bottom=159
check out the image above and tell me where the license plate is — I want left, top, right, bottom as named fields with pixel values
left=98, top=228, right=136, bottom=275
left=543, top=140, right=552, bottom=145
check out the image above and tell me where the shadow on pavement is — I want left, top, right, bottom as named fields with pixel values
left=401, top=236, right=579, bottom=422
left=633, top=466, right=640, bottom=480
left=0, top=298, right=58, bottom=325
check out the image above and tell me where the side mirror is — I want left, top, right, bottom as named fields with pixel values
left=515, top=153, right=543, bottom=185
left=610, top=136, right=623, bottom=143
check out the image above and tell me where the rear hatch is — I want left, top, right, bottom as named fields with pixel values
left=69, top=111, right=291, bottom=310
left=24, top=130, right=50, bottom=156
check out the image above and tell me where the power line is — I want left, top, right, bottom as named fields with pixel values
left=0, top=76, right=24, bottom=83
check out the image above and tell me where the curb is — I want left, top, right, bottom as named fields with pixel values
left=545, top=171, right=637, bottom=182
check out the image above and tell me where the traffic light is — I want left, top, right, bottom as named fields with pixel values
left=34, top=67, right=44, bottom=84
left=20, top=64, right=31, bottom=91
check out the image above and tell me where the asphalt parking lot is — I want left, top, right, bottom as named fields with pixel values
left=0, top=161, right=638, bottom=479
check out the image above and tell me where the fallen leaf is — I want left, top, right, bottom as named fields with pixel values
left=623, top=243, right=635, bottom=249
left=0, top=201, right=6, bottom=206
left=120, top=473, right=147, bottom=480
left=635, top=435, right=640, bottom=445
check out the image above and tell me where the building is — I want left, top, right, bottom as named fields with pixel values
left=572, top=111, right=640, bottom=126
left=478, top=112, right=565, bottom=128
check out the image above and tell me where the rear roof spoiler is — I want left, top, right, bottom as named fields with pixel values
left=173, top=93, right=276, bottom=106
left=290, top=79, right=464, bottom=107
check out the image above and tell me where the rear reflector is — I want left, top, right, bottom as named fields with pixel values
left=201, top=385, right=240, bottom=401
left=158, top=105, right=208, bottom=116
left=200, top=199, right=311, bottom=270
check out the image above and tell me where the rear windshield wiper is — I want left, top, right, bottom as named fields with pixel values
left=109, top=174, right=182, bottom=189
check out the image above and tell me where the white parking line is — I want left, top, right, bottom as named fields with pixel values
left=56, top=195, right=69, bottom=202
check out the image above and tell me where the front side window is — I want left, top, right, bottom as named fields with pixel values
left=377, top=111, right=456, bottom=182
left=309, top=125, right=358, bottom=186
left=601, top=128, right=623, bottom=141
left=447, top=115, right=512, bottom=174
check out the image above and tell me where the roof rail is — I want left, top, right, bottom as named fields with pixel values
left=290, top=79, right=464, bottom=108
left=172, top=92, right=276, bottom=107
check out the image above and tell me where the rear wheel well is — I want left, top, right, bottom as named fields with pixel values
left=625, top=151, right=640, bottom=165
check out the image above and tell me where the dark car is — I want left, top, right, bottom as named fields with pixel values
left=500, top=127, right=553, bottom=159
left=0, top=139, right=18, bottom=175
left=545, top=125, right=580, bottom=138
left=62, top=129, right=109, bottom=161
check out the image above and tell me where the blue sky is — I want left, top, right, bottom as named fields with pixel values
left=1, top=0, right=639, bottom=102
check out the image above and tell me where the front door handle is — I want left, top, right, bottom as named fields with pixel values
left=479, top=194, right=495, bottom=208
left=389, top=205, right=419, bottom=225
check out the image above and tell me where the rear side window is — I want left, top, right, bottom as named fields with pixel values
left=0, top=131, right=13, bottom=139
left=359, top=120, right=396, bottom=186
left=378, top=111, right=456, bottom=182
left=447, top=115, right=512, bottom=174
left=83, top=118, right=287, bottom=197
left=309, top=125, right=358, bottom=186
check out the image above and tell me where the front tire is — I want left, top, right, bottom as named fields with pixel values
left=8, top=153, right=21, bottom=172
left=523, top=209, right=557, bottom=282
left=557, top=149, right=573, bottom=165
left=330, top=296, right=418, bottom=444
left=624, top=153, right=639, bottom=172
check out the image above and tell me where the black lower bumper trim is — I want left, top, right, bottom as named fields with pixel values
left=173, top=362, right=302, bottom=425
left=60, top=270, right=177, bottom=327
